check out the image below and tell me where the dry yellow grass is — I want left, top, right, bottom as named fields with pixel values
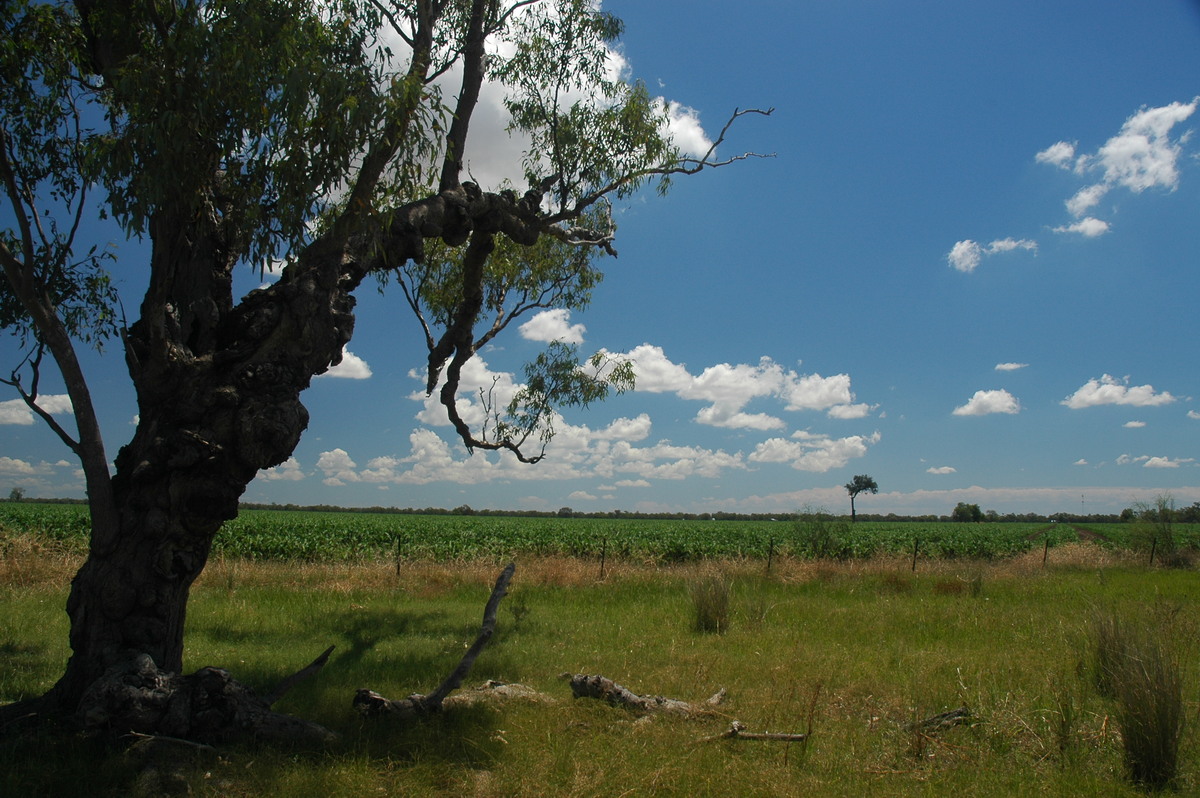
left=0, top=534, right=82, bottom=588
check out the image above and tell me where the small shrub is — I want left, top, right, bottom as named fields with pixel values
left=1091, top=611, right=1185, bottom=791
left=506, top=590, right=531, bottom=631
left=689, top=574, right=731, bottom=634
left=792, top=508, right=850, bottom=559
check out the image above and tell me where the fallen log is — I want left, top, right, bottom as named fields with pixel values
left=698, top=720, right=808, bottom=743
left=562, top=673, right=725, bottom=717
left=355, top=563, right=516, bottom=720
left=906, top=705, right=972, bottom=732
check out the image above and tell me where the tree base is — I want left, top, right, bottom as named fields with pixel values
left=77, top=654, right=336, bottom=748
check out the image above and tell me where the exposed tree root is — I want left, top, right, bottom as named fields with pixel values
left=77, top=653, right=337, bottom=747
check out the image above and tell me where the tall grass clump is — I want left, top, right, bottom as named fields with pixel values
left=1091, top=611, right=1185, bottom=791
left=688, top=572, right=731, bottom=633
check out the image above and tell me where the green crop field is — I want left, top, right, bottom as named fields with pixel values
left=4, top=501, right=1192, bottom=564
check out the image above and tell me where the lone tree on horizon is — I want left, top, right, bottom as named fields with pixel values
left=0, top=0, right=768, bottom=737
left=844, top=474, right=878, bottom=521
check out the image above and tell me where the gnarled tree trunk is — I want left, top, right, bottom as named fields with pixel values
left=50, top=226, right=359, bottom=711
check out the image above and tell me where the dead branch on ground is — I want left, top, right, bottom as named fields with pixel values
left=562, top=673, right=725, bottom=717
left=355, top=563, right=515, bottom=720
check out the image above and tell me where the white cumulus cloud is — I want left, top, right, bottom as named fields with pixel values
left=994, top=362, right=1028, bottom=372
left=1144, top=456, right=1194, bottom=469
left=953, top=389, right=1021, bottom=416
left=0, top=456, right=56, bottom=476
left=1042, top=98, right=1198, bottom=227
left=1065, top=184, right=1110, bottom=217
left=1035, top=140, right=1077, bottom=169
left=519, top=308, right=586, bottom=344
left=748, top=430, right=880, bottom=473
left=947, top=238, right=1037, bottom=273
left=0, top=394, right=73, bottom=425
left=1052, top=217, right=1110, bottom=237
left=258, top=457, right=306, bottom=481
left=319, top=348, right=373, bottom=379
left=665, top=102, right=712, bottom=158
left=1094, top=100, right=1198, bottom=192
left=1061, top=374, right=1176, bottom=409
left=613, top=345, right=864, bottom=430
left=316, top=448, right=362, bottom=485
left=926, top=466, right=957, bottom=475
left=1116, top=453, right=1194, bottom=468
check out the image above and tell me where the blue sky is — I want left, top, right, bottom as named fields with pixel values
left=3, top=0, right=1199, bottom=516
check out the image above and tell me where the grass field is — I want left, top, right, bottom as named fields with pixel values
left=1, top=507, right=1198, bottom=795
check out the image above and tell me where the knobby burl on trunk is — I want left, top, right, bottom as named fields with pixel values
left=1, top=0, right=769, bottom=739
left=53, top=179, right=539, bottom=711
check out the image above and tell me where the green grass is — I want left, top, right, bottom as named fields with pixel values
left=2, top=547, right=1199, bottom=796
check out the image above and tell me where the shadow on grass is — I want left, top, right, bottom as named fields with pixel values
left=1, top=702, right=511, bottom=798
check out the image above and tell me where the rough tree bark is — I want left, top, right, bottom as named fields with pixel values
left=563, top=674, right=726, bottom=717
left=39, top=0, right=478, bottom=721
left=0, top=0, right=770, bottom=739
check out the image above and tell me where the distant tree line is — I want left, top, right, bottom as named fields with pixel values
left=10, top=493, right=1198, bottom=524
left=234, top=501, right=1174, bottom=525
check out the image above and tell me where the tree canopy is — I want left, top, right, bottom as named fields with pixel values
left=951, top=502, right=984, bottom=523
left=844, top=474, right=878, bottom=521
left=0, top=0, right=767, bottom=728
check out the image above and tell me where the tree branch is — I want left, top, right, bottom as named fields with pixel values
left=698, top=721, right=809, bottom=744
left=354, top=563, right=516, bottom=719
left=546, top=107, right=775, bottom=228
left=262, top=645, right=336, bottom=707
left=0, top=345, right=81, bottom=454
left=423, top=562, right=514, bottom=707
left=437, top=0, right=489, bottom=192
left=563, top=674, right=726, bottom=717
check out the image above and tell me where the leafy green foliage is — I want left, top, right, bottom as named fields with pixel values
left=0, top=0, right=118, bottom=348
left=92, top=0, right=390, bottom=266
left=494, top=0, right=678, bottom=207
left=402, top=213, right=606, bottom=336
left=951, top=501, right=984, bottom=522
left=497, top=341, right=635, bottom=449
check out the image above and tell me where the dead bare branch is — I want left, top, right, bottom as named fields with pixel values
left=906, top=706, right=972, bottom=732
left=562, top=673, right=725, bottom=717
left=355, top=563, right=516, bottom=720
left=698, top=720, right=809, bottom=744
left=263, top=645, right=335, bottom=707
